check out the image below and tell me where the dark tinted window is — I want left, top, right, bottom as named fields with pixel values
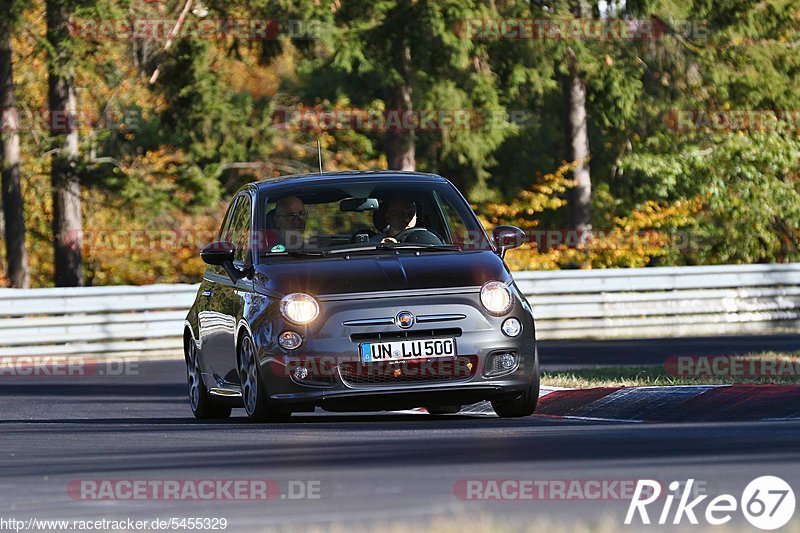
left=257, top=180, right=491, bottom=255
left=217, top=197, right=237, bottom=242
left=226, top=195, right=253, bottom=264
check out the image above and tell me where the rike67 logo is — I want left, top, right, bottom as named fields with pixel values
left=625, top=477, right=795, bottom=530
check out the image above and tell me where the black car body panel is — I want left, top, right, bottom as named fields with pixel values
left=255, top=250, right=509, bottom=295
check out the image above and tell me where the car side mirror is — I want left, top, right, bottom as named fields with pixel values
left=200, top=241, right=235, bottom=266
left=492, top=226, right=526, bottom=258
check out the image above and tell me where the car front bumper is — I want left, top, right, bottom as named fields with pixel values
left=252, top=289, right=538, bottom=412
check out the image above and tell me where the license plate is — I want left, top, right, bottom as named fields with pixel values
left=360, top=338, right=457, bottom=363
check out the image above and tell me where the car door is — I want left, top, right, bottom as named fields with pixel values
left=207, top=192, right=256, bottom=386
left=197, top=193, right=254, bottom=387
left=196, top=198, right=236, bottom=389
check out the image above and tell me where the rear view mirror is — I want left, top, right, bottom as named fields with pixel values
left=340, top=197, right=379, bottom=212
left=492, top=226, right=526, bottom=258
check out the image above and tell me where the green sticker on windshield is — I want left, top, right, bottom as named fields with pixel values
left=270, top=244, right=286, bottom=253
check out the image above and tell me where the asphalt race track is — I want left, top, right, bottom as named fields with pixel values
left=2, top=337, right=800, bottom=531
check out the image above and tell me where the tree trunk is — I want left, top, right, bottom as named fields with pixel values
left=564, top=0, right=592, bottom=237
left=384, top=44, right=415, bottom=171
left=0, top=1, right=30, bottom=288
left=47, top=0, right=83, bottom=286
left=564, top=64, right=591, bottom=235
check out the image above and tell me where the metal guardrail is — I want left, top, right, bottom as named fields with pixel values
left=1, top=263, right=799, bottom=358
left=0, top=284, right=195, bottom=358
left=514, top=263, right=800, bottom=340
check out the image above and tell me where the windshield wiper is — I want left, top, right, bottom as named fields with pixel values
left=377, top=243, right=462, bottom=252
left=322, top=243, right=462, bottom=255
left=265, top=243, right=464, bottom=258
left=263, top=250, right=327, bottom=257
left=321, top=245, right=381, bottom=255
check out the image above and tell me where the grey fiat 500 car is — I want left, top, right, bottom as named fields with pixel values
left=184, top=171, right=538, bottom=421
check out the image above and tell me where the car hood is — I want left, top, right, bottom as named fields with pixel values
left=254, top=251, right=509, bottom=296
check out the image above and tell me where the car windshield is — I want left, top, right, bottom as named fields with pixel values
left=256, top=179, right=492, bottom=257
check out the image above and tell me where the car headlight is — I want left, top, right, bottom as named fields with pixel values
left=480, top=281, right=513, bottom=315
left=280, top=293, right=319, bottom=324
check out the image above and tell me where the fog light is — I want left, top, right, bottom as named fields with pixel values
left=485, top=351, right=519, bottom=377
left=496, top=353, right=516, bottom=369
left=279, top=331, right=303, bottom=350
left=293, top=366, right=309, bottom=380
left=502, top=317, right=522, bottom=337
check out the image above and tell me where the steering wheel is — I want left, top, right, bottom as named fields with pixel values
left=393, top=227, right=444, bottom=244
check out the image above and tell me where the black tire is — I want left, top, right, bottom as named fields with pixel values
left=186, top=336, right=231, bottom=420
left=491, top=358, right=540, bottom=418
left=239, top=334, right=291, bottom=423
left=426, top=405, right=462, bottom=415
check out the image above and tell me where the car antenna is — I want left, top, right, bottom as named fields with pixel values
left=317, top=139, right=323, bottom=173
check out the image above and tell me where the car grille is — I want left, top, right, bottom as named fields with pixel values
left=349, top=328, right=462, bottom=343
left=338, top=355, right=478, bottom=387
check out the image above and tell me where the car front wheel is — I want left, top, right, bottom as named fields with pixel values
left=491, top=359, right=540, bottom=418
left=239, top=335, right=291, bottom=423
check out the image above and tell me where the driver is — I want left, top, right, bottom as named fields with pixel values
left=378, top=197, right=417, bottom=242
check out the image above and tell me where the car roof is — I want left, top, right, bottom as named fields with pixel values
left=247, top=170, right=448, bottom=192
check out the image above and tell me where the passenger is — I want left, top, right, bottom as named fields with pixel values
left=273, top=196, right=307, bottom=249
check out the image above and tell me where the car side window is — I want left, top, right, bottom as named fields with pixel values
left=218, top=197, right=238, bottom=242
left=227, top=195, right=253, bottom=264
left=435, top=191, right=481, bottom=248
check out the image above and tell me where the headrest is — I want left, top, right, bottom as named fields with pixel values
left=265, top=208, right=277, bottom=229
left=372, top=203, right=387, bottom=231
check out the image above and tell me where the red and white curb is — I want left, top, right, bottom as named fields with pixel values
left=534, top=384, right=800, bottom=422
left=406, top=385, right=800, bottom=422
